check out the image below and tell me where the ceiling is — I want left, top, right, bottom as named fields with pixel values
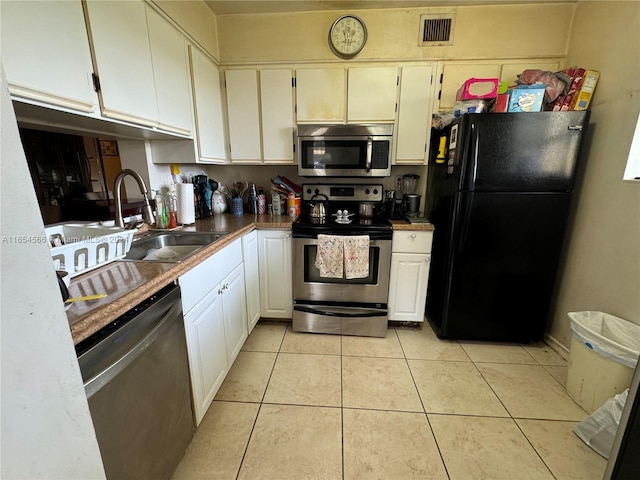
left=203, top=0, right=564, bottom=15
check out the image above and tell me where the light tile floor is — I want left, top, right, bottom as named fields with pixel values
left=173, top=321, right=607, bottom=480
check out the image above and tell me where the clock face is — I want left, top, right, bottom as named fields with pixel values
left=329, top=15, right=367, bottom=58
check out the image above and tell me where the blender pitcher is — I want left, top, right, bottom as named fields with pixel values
left=402, top=174, right=419, bottom=195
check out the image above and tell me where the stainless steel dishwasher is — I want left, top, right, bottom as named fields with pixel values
left=76, top=283, right=193, bottom=480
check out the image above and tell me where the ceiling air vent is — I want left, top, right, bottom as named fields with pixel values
left=419, top=13, right=455, bottom=46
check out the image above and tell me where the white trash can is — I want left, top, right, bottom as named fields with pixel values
left=566, top=311, right=640, bottom=413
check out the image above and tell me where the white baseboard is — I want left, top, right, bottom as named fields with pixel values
left=544, top=333, right=570, bottom=362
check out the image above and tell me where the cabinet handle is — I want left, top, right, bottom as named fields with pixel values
left=225, top=283, right=229, bottom=290
left=218, top=288, right=224, bottom=295
left=411, top=234, right=416, bottom=238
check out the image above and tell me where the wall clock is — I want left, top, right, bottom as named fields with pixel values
left=328, top=15, right=367, bottom=59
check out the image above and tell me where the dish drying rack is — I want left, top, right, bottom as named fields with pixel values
left=45, top=222, right=135, bottom=278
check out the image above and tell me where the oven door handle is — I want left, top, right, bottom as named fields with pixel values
left=294, top=305, right=387, bottom=318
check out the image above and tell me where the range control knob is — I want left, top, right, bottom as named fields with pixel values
left=365, top=188, right=370, bottom=195
left=373, top=188, right=379, bottom=195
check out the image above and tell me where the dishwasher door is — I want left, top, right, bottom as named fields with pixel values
left=77, top=284, right=193, bottom=480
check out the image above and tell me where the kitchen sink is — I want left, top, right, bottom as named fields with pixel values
left=121, top=231, right=230, bottom=262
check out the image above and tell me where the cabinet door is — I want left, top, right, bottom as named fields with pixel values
left=1, top=1, right=97, bottom=113
left=183, top=288, right=227, bottom=425
left=347, top=67, right=398, bottom=122
left=242, top=230, right=261, bottom=333
left=221, top=264, right=248, bottom=366
left=146, top=6, right=193, bottom=136
left=396, top=65, right=435, bottom=164
left=261, top=69, right=295, bottom=163
left=225, top=70, right=261, bottom=161
left=388, top=253, right=431, bottom=322
left=437, top=62, right=501, bottom=112
left=189, top=46, right=226, bottom=163
left=296, top=68, right=346, bottom=123
left=85, top=0, right=159, bottom=127
left=258, top=230, right=293, bottom=318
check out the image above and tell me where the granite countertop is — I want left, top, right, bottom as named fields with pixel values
left=67, top=214, right=292, bottom=344
left=66, top=214, right=432, bottom=345
left=389, top=219, right=435, bottom=231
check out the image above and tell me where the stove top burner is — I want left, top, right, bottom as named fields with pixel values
left=293, top=183, right=392, bottom=239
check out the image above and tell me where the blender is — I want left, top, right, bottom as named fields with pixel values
left=402, top=174, right=420, bottom=217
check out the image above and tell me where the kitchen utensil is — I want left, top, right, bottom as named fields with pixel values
left=309, top=193, right=328, bottom=218
left=65, top=293, right=107, bottom=304
left=358, top=202, right=375, bottom=218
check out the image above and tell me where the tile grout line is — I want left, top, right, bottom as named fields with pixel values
left=233, top=326, right=288, bottom=480
left=397, top=327, right=452, bottom=480
left=469, top=349, right=571, bottom=480
left=340, top=333, right=345, bottom=480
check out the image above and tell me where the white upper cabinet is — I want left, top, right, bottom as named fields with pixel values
left=436, top=59, right=561, bottom=112
left=347, top=67, right=398, bottom=123
left=85, top=0, right=159, bottom=127
left=225, top=69, right=261, bottom=161
left=395, top=65, right=435, bottom=164
left=261, top=69, right=295, bottom=163
left=436, top=62, right=501, bottom=112
left=296, top=68, right=346, bottom=123
left=146, top=6, right=193, bottom=136
left=189, top=46, right=227, bottom=163
left=1, top=1, right=98, bottom=113
left=225, top=68, right=294, bottom=164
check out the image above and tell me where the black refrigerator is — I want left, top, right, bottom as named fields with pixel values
left=425, top=111, right=590, bottom=342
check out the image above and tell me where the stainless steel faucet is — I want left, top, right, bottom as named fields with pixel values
left=113, top=169, right=154, bottom=228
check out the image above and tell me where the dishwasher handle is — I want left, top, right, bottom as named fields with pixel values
left=83, top=300, right=182, bottom=399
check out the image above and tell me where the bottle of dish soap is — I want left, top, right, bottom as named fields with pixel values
left=154, top=192, right=166, bottom=228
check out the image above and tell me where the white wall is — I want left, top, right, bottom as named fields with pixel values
left=549, top=0, right=640, bottom=347
left=0, top=68, right=105, bottom=478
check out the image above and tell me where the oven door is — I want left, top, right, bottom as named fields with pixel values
left=293, top=237, right=391, bottom=303
left=297, top=136, right=391, bottom=177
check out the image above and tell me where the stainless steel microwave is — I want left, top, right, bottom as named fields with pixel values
left=296, top=124, right=393, bottom=177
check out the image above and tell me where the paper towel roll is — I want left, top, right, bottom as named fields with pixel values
left=176, top=183, right=195, bottom=225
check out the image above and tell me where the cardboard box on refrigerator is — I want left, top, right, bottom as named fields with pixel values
left=507, top=85, right=546, bottom=112
left=553, top=68, right=600, bottom=111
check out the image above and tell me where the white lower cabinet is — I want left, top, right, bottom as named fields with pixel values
left=221, top=263, right=248, bottom=366
left=179, top=238, right=246, bottom=425
left=257, top=230, right=293, bottom=318
left=388, top=231, right=434, bottom=322
left=182, top=287, right=227, bottom=426
left=242, top=230, right=261, bottom=333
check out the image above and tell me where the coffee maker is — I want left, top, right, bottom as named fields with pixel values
left=384, top=190, right=404, bottom=220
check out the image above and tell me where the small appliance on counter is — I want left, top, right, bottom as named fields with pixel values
left=383, top=189, right=404, bottom=220
left=400, top=174, right=421, bottom=219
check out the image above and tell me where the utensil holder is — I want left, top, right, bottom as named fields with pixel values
left=231, top=197, right=244, bottom=215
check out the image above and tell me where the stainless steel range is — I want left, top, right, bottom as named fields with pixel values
left=292, top=184, right=392, bottom=337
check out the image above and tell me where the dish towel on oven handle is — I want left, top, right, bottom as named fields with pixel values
left=315, top=234, right=344, bottom=278
left=343, top=235, right=370, bottom=279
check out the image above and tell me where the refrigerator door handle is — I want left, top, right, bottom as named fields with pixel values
left=456, top=194, right=474, bottom=254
